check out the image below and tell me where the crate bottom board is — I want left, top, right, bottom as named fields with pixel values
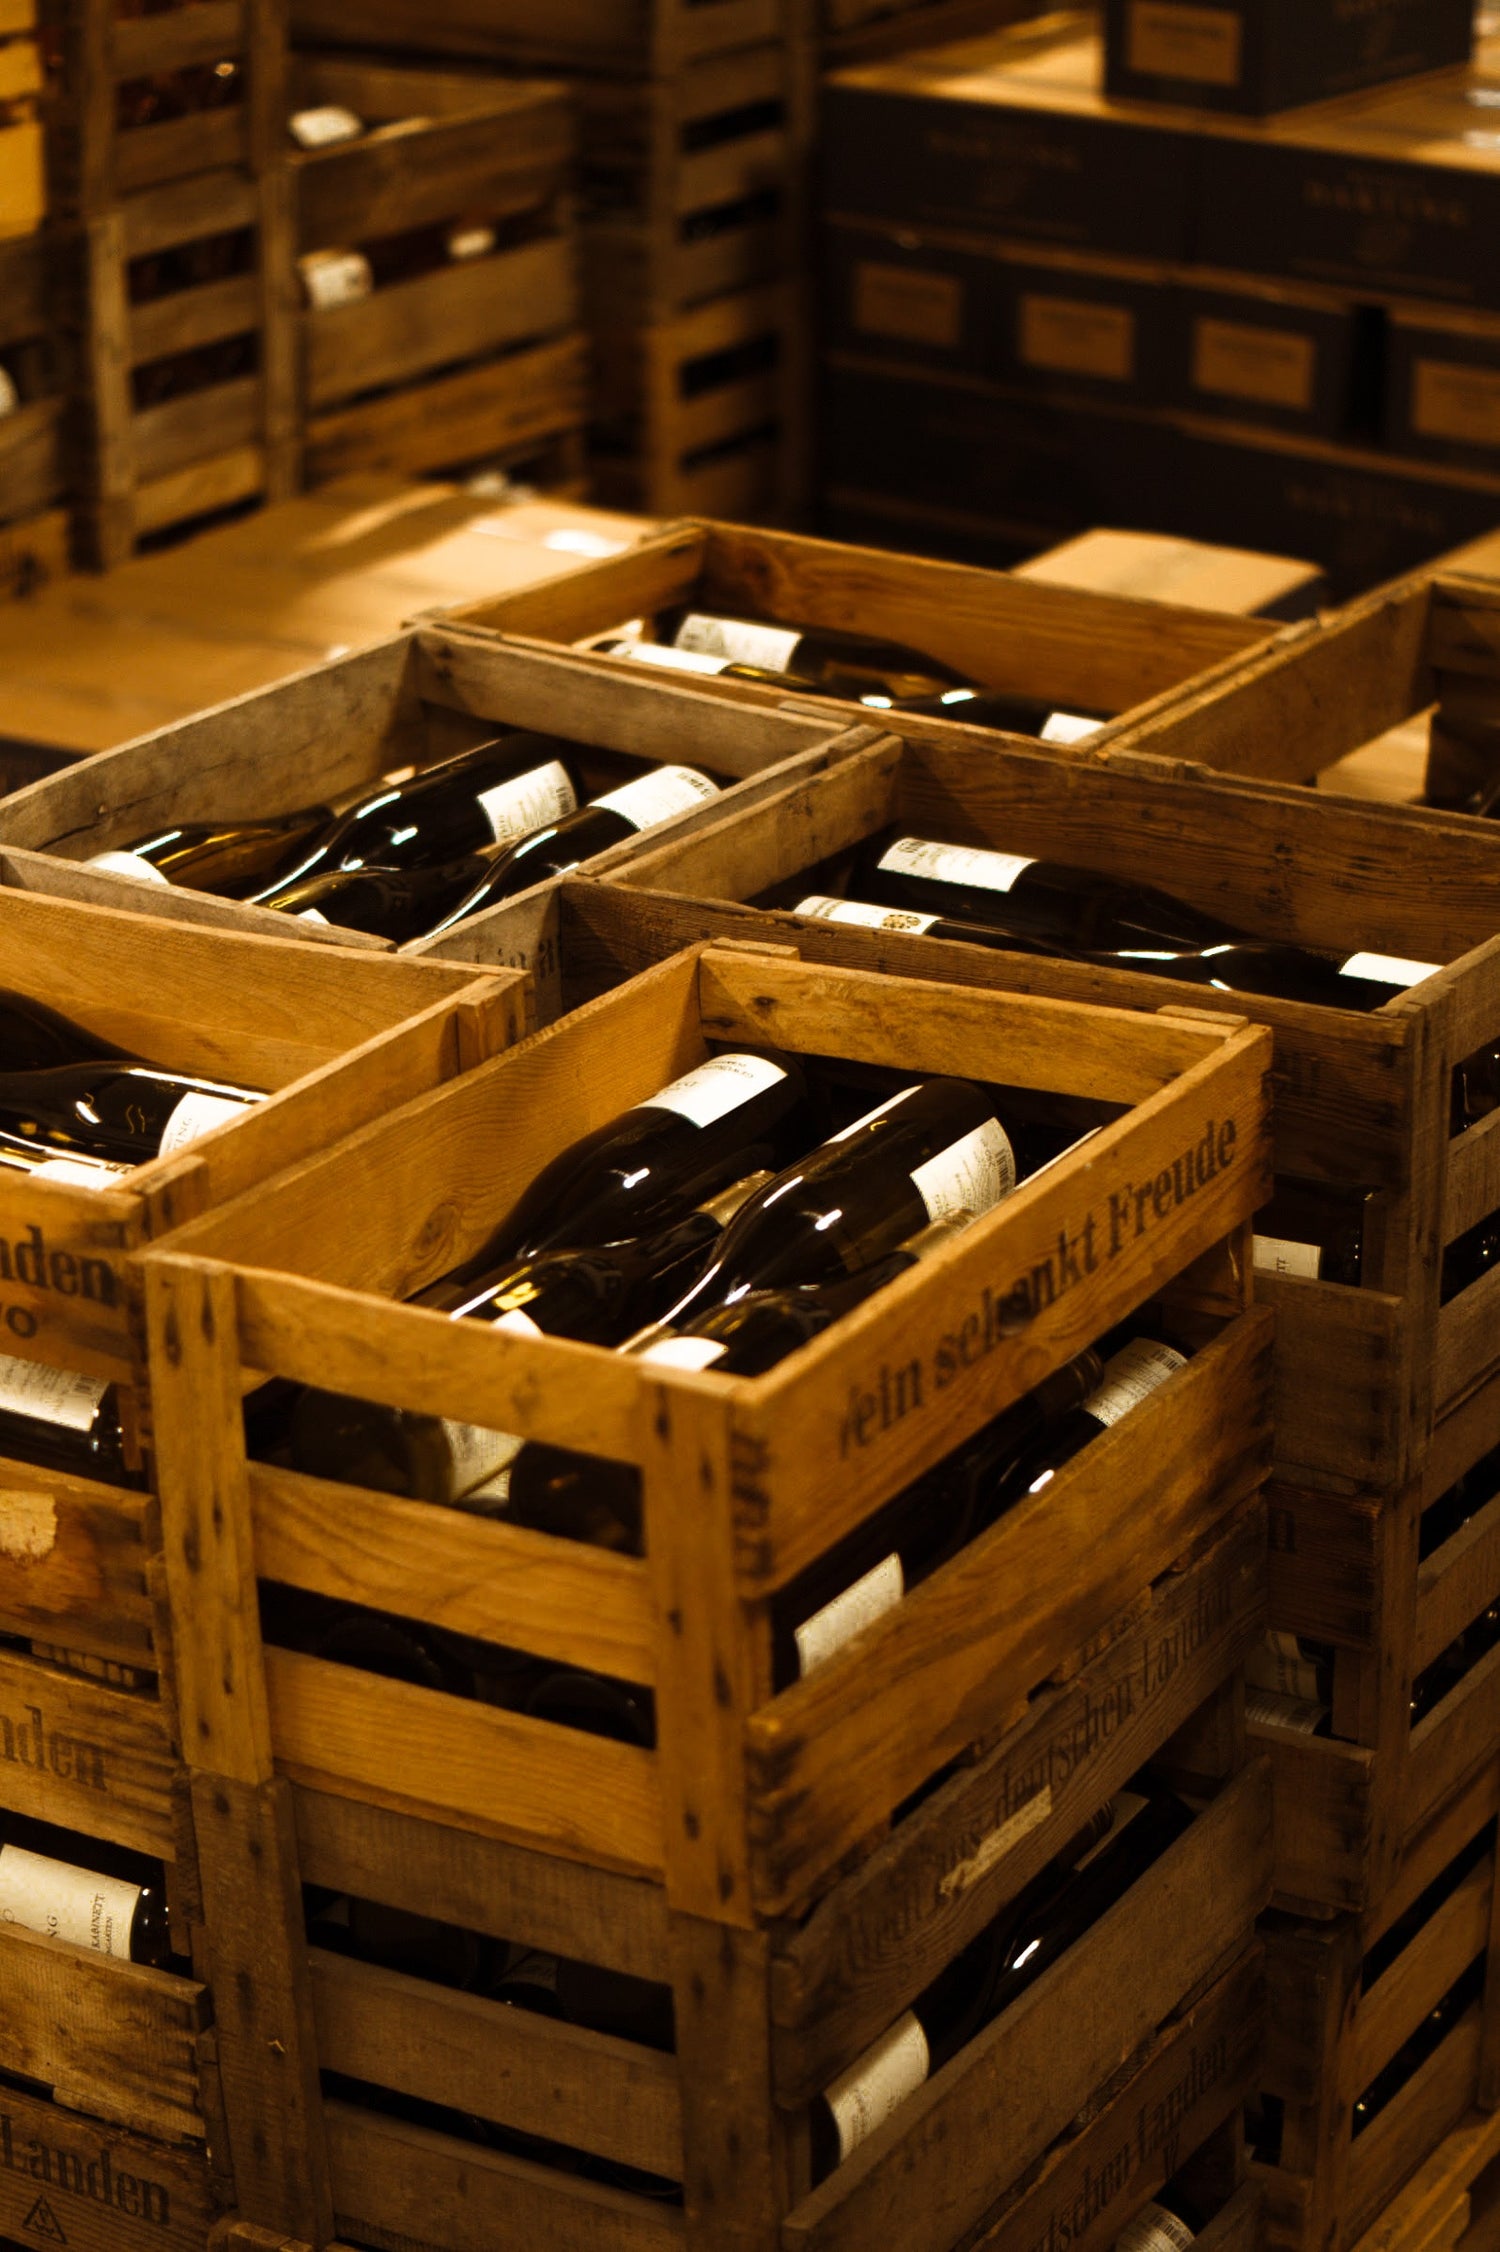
left=0, top=2080, right=223, bottom=2251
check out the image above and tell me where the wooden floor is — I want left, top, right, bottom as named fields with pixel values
left=0, top=477, right=651, bottom=753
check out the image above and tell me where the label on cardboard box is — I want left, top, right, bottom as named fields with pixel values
left=853, top=261, right=964, bottom=349
left=1019, top=294, right=1136, bottom=382
left=1412, top=358, right=1500, bottom=449
left=1192, top=318, right=1317, bottom=412
left=1126, top=1, right=1243, bottom=86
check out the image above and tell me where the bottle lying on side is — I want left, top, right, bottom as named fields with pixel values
left=0, top=1351, right=138, bottom=1485
left=0, top=988, right=263, bottom=1163
left=0, top=1809, right=172, bottom=1965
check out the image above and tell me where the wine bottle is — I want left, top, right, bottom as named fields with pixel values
left=0, top=1129, right=128, bottom=1186
left=0, top=1050, right=260, bottom=1164
left=1115, top=944, right=1443, bottom=1012
left=1246, top=1631, right=1332, bottom=1707
left=657, top=1079, right=1017, bottom=1330
left=288, top=103, right=364, bottom=146
left=478, top=1049, right=809, bottom=1265
left=955, top=1336, right=1188, bottom=1527
left=1246, top=1686, right=1332, bottom=1735
left=0, top=990, right=131, bottom=1074
left=309, top=1892, right=485, bottom=1992
left=0, top=1811, right=171, bottom=1965
left=859, top=836, right=1242, bottom=954
left=0, top=1352, right=133, bottom=1485
left=1252, top=1181, right=1367, bottom=1286
left=592, top=636, right=812, bottom=689
left=85, top=804, right=355, bottom=898
left=286, top=1173, right=775, bottom=1506
left=660, top=610, right=973, bottom=704
left=792, top=894, right=1061, bottom=961
left=250, top=739, right=581, bottom=904
left=423, top=764, right=721, bottom=935
left=1115, top=2207, right=1195, bottom=2252
left=876, top=686, right=1106, bottom=741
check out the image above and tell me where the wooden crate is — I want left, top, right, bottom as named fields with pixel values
left=76, top=165, right=299, bottom=568
left=435, top=513, right=1276, bottom=738
left=288, top=0, right=795, bottom=81
left=578, top=42, right=813, bottom=326
left=590, top=281, right=808, bottom=519
left=139, top=938, right=1272, bottom=2241
left=528, top=732, right=1500, bottom=1494
left=1257, top=1763, right=1500, bottom=2252
left=0, top=625, right=859, bottom=946
left=43, top=0, right=288, bottom=218
left=0, top=230, right=68, bottom=592
left=0, top=17, right=44, bottom=237
left=0, top=2079, right=227, bottom=2252
left=1344, top=2105, right=1500, bottom=2252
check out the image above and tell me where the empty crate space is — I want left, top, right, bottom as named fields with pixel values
left=0, top=228, right=67, bottom=595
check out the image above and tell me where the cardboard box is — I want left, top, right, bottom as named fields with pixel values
left=1103, top=0, right=1472, bottom=117
left=1386, top=302, right=1500, bottom=464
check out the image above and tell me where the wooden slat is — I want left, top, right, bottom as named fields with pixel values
left=1349, top=2005, right=1484, bottom=2245
left=0, top=2076, right=220, bottom=2251
left=250, top=1462, right=657, bottom=1683
left=301, top=332, right=587, bottom=486
left=131, top=374, right=261, bottom=486
left=1443, top=1109, right=1500, bottom=1244
left=264, top=1646, right=663, bottom=1875
left=1437, top=1266, right=1500, bottom=1426
left=1356, top=1853, right=1492, bottom=2092
left=1348, top=2107, right=1500, bottom=2252
left=0, top=1921, right=207, bottom=2143
left=309, top=1948, right=683, bottom=2176
left=0, top=1461, right=153, bottom=1664
left=1250, top=1724, right=1380, bottom=1917
left=1406, top=1642, right=1500, bottom=1846
left=1416, top=1491, right=1500, bottom=1677
left=130, top=275, right=261, bottom=367
left=0, top=1645, right=176, bottom=1859
left=116, top=108, right=245, bottom=195
left=112, top=0, right=242, bottom=78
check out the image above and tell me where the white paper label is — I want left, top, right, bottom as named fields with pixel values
left=639, top=1335, right=730, bottom=1371
left=1126, top=1, right=1243, bottom=85
left=612, top=643, right=736, bottom=676
left=299, top=249, right=373, bottom=310
left=27, top=1157, right=121, bottom=1188
left=0, top=1845, right=141, bottom=1955
left=674, top=614, right=803, bottom=672
left=289, top=103, right=364, bottom=146
left=1115, top=2205, right=1196, bottom=2252
left=297, top=909, right=331, bottom=925
left=644, top=1052, right=786, bottom=1130
left=593, top=766, right=719, bottom=831
left=447, top=224, right=496, bottom=262
left=1246, top=1689, right=1327, bottom=1736
left=476, top=760, right=577, bottom=847
left=437, top=1420, right=522, bottom=1496
left=795, top=1553, right=904, bottom=1677
left=1040, top=712, right=1104, bottom=745
left=910, top=1117, right=1015, bottom=1224
left=1254, top=1234, right=1322, bottom=1279
left=1084, top=1339, right=1186, bottom=1428
left=494, top=1308, right=543, bottom=1338
left=1340, top=951, right=1441, bottom=989
left=1247, top=1631, right=1324, bottom=1704
left=877, top=837, right=1036, bottom=894
left=0, top=1352, right=107, bottom=1433
left=86, top=849, right=170, bottom=885
left=158, top=1090, right=249, bottom=1154
left=824, top=2012, right=931, bottom=2162
left=794, top=895, right=939, bottom=934
left=0, top=367, right=17, bottom=419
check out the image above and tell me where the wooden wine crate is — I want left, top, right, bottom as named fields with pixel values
left=561, top=731, right=1500, bottom=1497
left=437, top=513, right=1276, bottom=739
left=289, top=0, right=795, bottom=80
left=0, top=625, right=859, bottom=947
left=1343, top=2103, right=1500, bottom=2252
left=44, top=0, right=288, bottom=219
left=589, top=282, right=809, bottom=519
left=76, top=165, right=299, bottom=568
left=0, top=2078, right=227, bottom=2252
left=0, top=20, right=44, bottom=238
left=577, top=42, right=813, bottom=327
left=0, top=230, right=69, bottom=593
left=1256, top=1762, right=1500, bottom=2252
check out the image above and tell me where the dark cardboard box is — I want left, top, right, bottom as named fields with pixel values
left=1102, top=0, right=1472, bottom=117
left=1173, top=270, right=1360, bottom=437
left=1385, top=303, right=1500, bottom=464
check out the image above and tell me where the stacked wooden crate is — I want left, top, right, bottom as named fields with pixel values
left=289, top=0, right=813, bottom=519
left=0, top=0, right=67, bottom=596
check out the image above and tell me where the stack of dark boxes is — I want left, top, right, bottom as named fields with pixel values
left=820, top=3, right=1500, bottom=596
left=289, top=0, right=814, bottom=518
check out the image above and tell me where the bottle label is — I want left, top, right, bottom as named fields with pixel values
left=494, top=1308, right=544, bottom=1338
left=0, top=1351, right=108, bottom=1433
left=794, top=895, right=939, bottom=934
left=448, top=224, right=497, bottom=261
left=1115, top=2204, right=1196, bottom=2252
left=288, top=103, right=364, bottom=145
left=476, top=760, right=577, bottom=847
left=910, top=1118, right=1016, bottom=1224
left=592, top=766, right=719, bottom=832
left=297, top=909, right=331, bottom=925
left=158, top=1090, right=250, bottom=1154
left=437, top=1421, right=523, bottom=1497
left=459, top=1464, right=514, bottom=1515
left=644, top=1052, right=787, bottom=1130
left=1340, top=952, right=1441, bottom=989
left=877, top=837, right=1036, bottom=894
left=1254, top=1234, right=1322, bottom=1280
left=795, top=1553, right=904, bottom=1677
left=1246, top=1688, right=1327, bottom=1736
left=0, top=367, right=17, bottom=419
left=0, top=1844, right=141, bottom=1956
left=299, top=249, right=374, bottom=310
left=86, top=849, right=170, bottom=886
left=1084, top=1339, right=1187, bottom=1428
left=824, top=2012, right=930, bottom=2162
left=28, top=1156, right=121, bottom=1188
left=674, top=614, right=804, bottom=673
left=1039, top=712, right=1103, bottom=745
left=1248, top=1631, right=1324, bottom=1704
left=641, top=1336, right=730, bottom=1371
left=614, top=644, right=736, bottom=676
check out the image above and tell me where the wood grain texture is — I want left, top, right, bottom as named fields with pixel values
left=0, top=1921, right=207, bottom=2142
left=0, top=1644, right=176, bottom=1857
left=1348, top=2006, right=1483, bottom=2247
left=0, top=1459, right=153, bottom=1664
left=0, top=2077, right=223, bottom=2250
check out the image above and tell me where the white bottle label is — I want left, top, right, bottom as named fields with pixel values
left=0, top=367, right=17, bottom=419
left=1340, top=952, right=1441, bottom=989
left=289, top=103, right=364, bottom=146
left=795, top=1553, right=904, bottom=1677
left=459, top=1464, right=514, bottom=1515
left=641, top=1335, right=730, bottom=1371
left=494, top=1308, right=543, bottom=1338
left=1246, top=1688, right=1327, bottom=1736
left=877, top=837, right=1036, bottom=894
left=0, top=1352, right=108, bottom=1433
left=0, top=1844, right=141, bottom=1955
left=299, top=249, right=373, bottom=310
left=824, top=2011, right=931, bottom=2162
left=1115, top=2204, right=1196, bottom=2252
left=644, top=1052, right=787, bottom=1130
left=593, top=766, right=720, bottom=832
left=910, top=1117, right=1015, bottom=1224
left=85, top=849, right=170, bottom=886
left=476, top=760, right=577, bottom=847
left=28, top=1157, right=121, bottom=1189
left=794, top=895, right=939, bottom=934
left=1084, top=1339, right=1186, bottom=1428
left=612, top=643, right=736, bottom=676
left=1040, top=711, right=1104, bottom=745
left=297, top=909, right=331, bottom=925
left=673, top=613, right=804, bottom=673
left=437, top=1420, right=523, bottom=1497
left=158, top=1091, right=250, bottom=1154
left=1247, top=1631, right=1324, bottom=1704
left=447, top=224, right=496, bottom=261
left=1254, top=1235, right=1322, bottom=1280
